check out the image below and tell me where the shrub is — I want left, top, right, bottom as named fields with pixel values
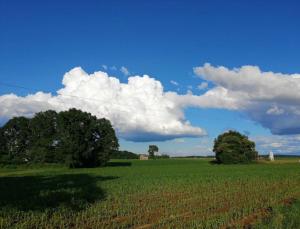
left=213, top=131, right=258, bottom=164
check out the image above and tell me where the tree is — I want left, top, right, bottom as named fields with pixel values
left=28, top=110, right=60, bottom=163
left=0, top=108, right=119, bottom=167
left=1, top=117, right=31, bottom=164
left=213, top=131, right=258, bottom=164
left=57, top=109, right=119, bottom=168
left=148, top=145, right=159, bottom=159
left=0, top=127, right=7, bottom=163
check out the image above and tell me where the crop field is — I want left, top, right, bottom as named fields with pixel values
left=1, top=158, right=300, bottom=229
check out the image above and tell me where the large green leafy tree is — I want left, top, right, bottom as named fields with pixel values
left=1, top=117, right=31, bottom=164
left=57, top=109, right=119, bottom=168
left=28, top=110, right=60, bottom=163
left=0, top=127, right=7, bottom=163
left=148, top=145, right=159, bottom=159
left=0, top=109, right=119, bottom=167
left=213, top=131, right=258, bottom=164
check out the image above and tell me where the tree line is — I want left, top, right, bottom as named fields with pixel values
left=110, top=150, right=139, bottom=159
left=0, top=108, right=258, bottom=167
left=0, top=109, right=119, bottom=168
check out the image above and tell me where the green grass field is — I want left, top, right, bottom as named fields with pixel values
left=1, top=158, right=300, bottom=228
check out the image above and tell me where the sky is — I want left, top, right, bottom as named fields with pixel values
left=1, top=0, right=300, bottom=156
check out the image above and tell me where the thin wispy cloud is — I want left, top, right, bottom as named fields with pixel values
left=253, top=135, right=300, bottom=155
left=197, top=82, right=208, bottom=90
left=170, top=80, right=179, bottom=86
left=110, top=66, right=117, bottom=71
left=173, top=138, right=185, bottom=143
left=120, top=66, right=130, bottom=76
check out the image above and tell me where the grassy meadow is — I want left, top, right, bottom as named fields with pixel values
left=1, top=158, right=300, bottom=228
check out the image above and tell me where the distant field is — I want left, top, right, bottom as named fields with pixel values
left=1, top=158, right=300, bottom=228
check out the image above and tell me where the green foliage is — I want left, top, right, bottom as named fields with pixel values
left=28, top=110, right=60, bottom=163
left=0, top=109, right=119, bottom=167
left=213, top=130, right=258, bottom=164
left=0, top=128, right=7, bottom=163
left=0, top=117, right=31, bottom=164
left=155, top=154, right=170, bottom=159
left=56, top=109, right=118, bottom=168
left=110, top=150, right=139, bottom=159
left=148, top=145, right=159, bottom=159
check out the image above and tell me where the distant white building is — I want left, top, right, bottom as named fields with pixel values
left=269, top=151, right=274, bottom=161
left=139, top=154, right=149, bottom=160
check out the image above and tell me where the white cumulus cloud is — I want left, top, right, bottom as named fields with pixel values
left=0, top=67, right=206, bottom=142
left=197, top=82, right=208, bottom=90
left=3, top=63, right=300, bottom=142
left=194, top=63, right=300, bottom=135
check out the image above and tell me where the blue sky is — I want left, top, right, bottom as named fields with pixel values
left=1, top=0, right=300, bottom=155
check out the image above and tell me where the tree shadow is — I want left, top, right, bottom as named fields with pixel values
left=106, top=161, right=132, bottom=167
left=0, top=174, right=118, bottom=212
left=209, top=160, right=219, bottom=165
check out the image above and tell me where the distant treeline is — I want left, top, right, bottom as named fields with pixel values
left=172, top=156, right=215, bottom=159
left=155, top=154, right=170, bottom=159
left=0, top=109, right=119, bottom=168
left=110, top=150, right=139, bottom=159
left=110, top=151, right=170, bottom=159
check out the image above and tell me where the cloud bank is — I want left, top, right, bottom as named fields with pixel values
left=194, top=63, right=300, bottom=135
left=2, top=63, right=300, bottom=143
left=0, top=67, right=206, bottom=141
left=253, top=135, right=300, bottom=155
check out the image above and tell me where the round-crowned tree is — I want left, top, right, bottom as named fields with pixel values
left=0, top=108, right=119, bottom=168
left=213, top=131, right=258, bottom=164
left=57, top=108, right=119, bottom=168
